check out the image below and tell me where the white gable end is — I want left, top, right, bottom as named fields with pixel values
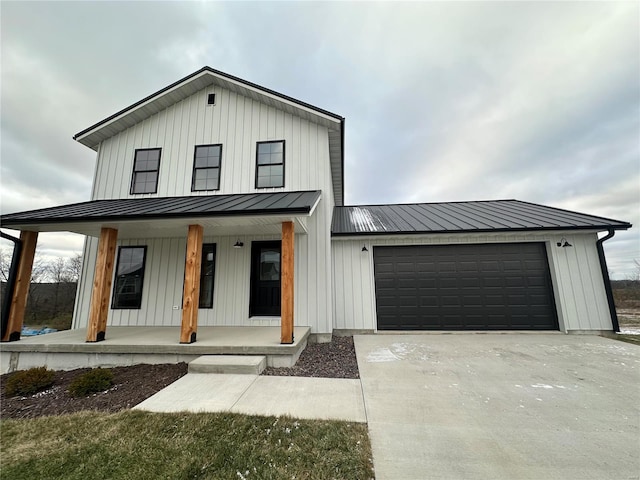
left=91, top=84, right=335, bottom=203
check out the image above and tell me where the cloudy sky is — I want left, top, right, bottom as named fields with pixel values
left=1, top=1, right=638, bottom=278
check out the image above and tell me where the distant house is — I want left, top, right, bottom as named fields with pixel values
left=1, top=67, right=631, bottom=344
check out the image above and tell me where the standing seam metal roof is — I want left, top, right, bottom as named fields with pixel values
left=332, top=200, right=631, bottom=235
left=0, top=191, right=321, bottom=227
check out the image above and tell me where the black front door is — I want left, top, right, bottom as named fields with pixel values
left=250, top=241, right=281, bottom=316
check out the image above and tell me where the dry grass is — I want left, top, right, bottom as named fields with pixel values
left=1, top=410, right=374, bottom=479
left=605, top=334, right=640, bottom=347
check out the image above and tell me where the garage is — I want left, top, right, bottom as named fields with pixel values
left=374, top=243, right=559, bottom=330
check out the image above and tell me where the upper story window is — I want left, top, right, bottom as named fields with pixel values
left=130, top=148, right=161, bottom=194
left=192, top=144, right=222, bottom=191
left=256, top=140, right=285, bottom=188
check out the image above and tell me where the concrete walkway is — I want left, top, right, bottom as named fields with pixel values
left=134, top=373, right=366, bottom=422
left=133, top=334, right=639, bottom=479
left=355, top=334, right=640, bottom=480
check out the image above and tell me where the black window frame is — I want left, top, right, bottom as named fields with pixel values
left=255, top=140, right=285, bottom=189
left=130, top=148, right=161, bottom=195
left=111, top=246, right=147, bottom=310
left=199, top=243, right=216, bottom=309
left=191, top=144, right=222, bottom=192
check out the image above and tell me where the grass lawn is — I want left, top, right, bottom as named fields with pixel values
left=1, top=410, right=374, bottom=480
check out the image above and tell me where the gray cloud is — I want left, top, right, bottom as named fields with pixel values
left=1, top=1, right=638, bottom=278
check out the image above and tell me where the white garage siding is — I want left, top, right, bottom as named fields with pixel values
left=331, top=231, right=613, bottom=333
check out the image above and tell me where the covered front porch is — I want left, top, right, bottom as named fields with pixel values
left=0, top=326, right=311, bottom=374
left=1, top=191, right=323, bottom=350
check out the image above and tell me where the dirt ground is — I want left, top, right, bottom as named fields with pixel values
left=1, top=336, right=359, bottom=420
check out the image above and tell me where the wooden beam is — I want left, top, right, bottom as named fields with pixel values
left=281, top=221, right=294, bottom=344
left=86, top=228, right=118, bottom=342
left=180, top=224, right=203, bottom=344
left=2, top=231, right=38, bottom=342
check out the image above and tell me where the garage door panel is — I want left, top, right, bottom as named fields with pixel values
left=374, top=243, right=558, bottom=330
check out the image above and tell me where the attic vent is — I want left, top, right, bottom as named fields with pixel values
left=207, top=93, right=216, bottom=105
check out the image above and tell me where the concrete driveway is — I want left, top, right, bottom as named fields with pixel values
left=354, top=334, right=640, bottom=480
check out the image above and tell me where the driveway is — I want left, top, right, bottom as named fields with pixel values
left=354, top=334, right=640, bottom=480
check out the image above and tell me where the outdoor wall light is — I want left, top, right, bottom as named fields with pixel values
left=233, top=240, right=244, bottom=248
left=556, top=238, right=572, bottom=248
left=362, top=244, right=369, bottom=252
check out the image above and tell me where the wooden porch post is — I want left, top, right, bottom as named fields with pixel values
left=2, top=231, right=38, bottom=342
left=180, top=224, right=203, bottom=344
left=281, top=221, right=294, bottom=344
left=86, top=228, right=118, bottom=342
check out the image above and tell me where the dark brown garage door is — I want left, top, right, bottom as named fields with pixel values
left=374, top=243, right=558, bottom=330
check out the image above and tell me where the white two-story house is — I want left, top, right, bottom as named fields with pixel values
left=1, top=67, right=631, bottom=348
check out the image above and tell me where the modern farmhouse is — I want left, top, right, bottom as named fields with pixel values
left=1, top=67, right=631, bottom=353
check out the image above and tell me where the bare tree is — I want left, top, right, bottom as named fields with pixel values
left=66, top=254, right=83, bottom=283
left=48, top=257, right=68, bottom=318
left=0, top=248, right=80, bottom=328
left=632, top=259, right=640, bottom=282
left=0, top=247, right=16, bottom=283
left=26, top=255, right=50, bottom=323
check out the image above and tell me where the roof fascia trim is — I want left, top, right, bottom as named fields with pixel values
left=330, top=224, right=631, bottom=237
left=73, top=67, right=343, bottom=144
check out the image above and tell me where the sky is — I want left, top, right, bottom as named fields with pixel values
left=1, top=1, right=639, bottom=279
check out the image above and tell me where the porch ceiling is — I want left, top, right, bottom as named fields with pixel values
left=1, top=191, right=318, bottom=239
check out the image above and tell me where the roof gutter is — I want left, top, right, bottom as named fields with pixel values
left=1, top=231, right=22, bottom=341
left=596, top=228, right=619, bottom=332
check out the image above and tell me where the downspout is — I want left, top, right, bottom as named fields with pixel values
left=595, top=228, right=619, bottom=332
left=1, top=231, right=23, bottom=340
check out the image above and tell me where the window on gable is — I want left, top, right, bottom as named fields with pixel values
left=192, top=145, right=222, bottom=191
left=131, top=148, right=161, bottom=194
left=256, top=140, right=284, bottom=188
left=112, top=246, right=147, bottom=309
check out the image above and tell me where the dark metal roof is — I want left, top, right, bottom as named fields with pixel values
left=1, top=191, right=321, bottom=227
left=332, top=200, right=631, bottom=235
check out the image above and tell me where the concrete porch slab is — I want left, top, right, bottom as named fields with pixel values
left=0, top=326, right=310, bottom=373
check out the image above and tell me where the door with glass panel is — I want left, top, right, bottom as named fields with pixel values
left=249, top=241, right=281, bottom=316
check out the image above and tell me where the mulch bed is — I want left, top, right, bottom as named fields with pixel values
left=263, top=335, right=359, bottom=379
left=1, top=363, right=187, bottom=420
left=0, top=336, right=359, bottom=420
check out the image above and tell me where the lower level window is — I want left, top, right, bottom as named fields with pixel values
left=199, top=244, right=216, bottom=308
left=112, top=246, right=147, bottom=309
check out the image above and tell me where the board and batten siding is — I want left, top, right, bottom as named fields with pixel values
left=73, top=227, right=332, bottom=332
left=90, top=85, right=331, bottom=199
left=331, top=232, right=613, bottom=333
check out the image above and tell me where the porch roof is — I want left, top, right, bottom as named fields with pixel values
left=1, top=190, right=321, bottom=238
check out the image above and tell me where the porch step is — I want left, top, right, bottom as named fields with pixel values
left=188, top=355, right=266, bottom=375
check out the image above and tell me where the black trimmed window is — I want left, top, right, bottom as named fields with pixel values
left=192, top=145, right=222, bottom=191
left=199, top=244, right=216, bottom=308
left=256, top=140, right=285, bottom=188
left=112, top=246, right=147, bottom=309
left=130, top=148, right=161, bottom=194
